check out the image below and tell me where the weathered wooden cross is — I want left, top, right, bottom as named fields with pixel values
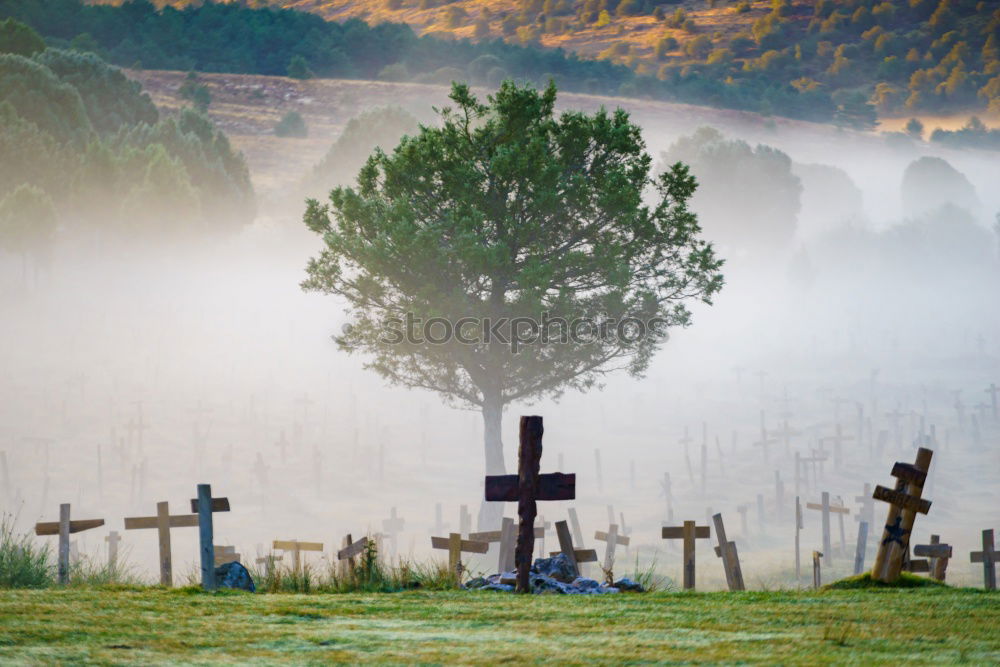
left=594, top=524, right=629, bottom=572
left=381, top=507, right=405, bottom=558
left=105, top=530, right=121, bottom=570
left=970, top=529, right=997, bottom=590
left=192, top=484, right=230, bottom=591
left=711, top=513, right=745, bottom=591
left=812, top=550, right=823, bottom=589
left=913, top=534, right=951, bottom=582
left=273, top=540, right=323, bottom=575
left=337, top=534, right=369, bottom=577
left=794, top=495, right=804, bottom=582
left=35, top=503, right=104, bottom=585
left=853, top=521, right=869, bottom=575
left=470, top=517, right=532, bottom=573
left=806, top=492, right=850, bottom=565
left=870, top=448, right=933, bottom=583
left=124, top=500, right=200, bottom=586
left=661, top=520, right=710, bottom=590
left=551, top=519, right=598, bottom=578
left=431, top=533, right=488, bottom=580
left=484, top=416, right=575, bottom=592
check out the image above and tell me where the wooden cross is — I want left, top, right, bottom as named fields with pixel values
left=485, top=416, right=575, bottom=592
left=551, top=519, right=597, bottom=578
left=431, top=533, right=488, bottom=581
left=535, top=515, right=552, bottom=558
left=752, top=411, right=778, bottom=462
left=794, top=496, right=804, bottom=582
left=35, top=503, right=104, bottom=585
left=819, top=424, right=854, bottom=471
left=471, top=517, right=542, bottom=573
left=806, top=492, right=849, bottom=566
left=214, top=545, right=240, bottom=567
left=105, top=530, right=121, bottom=571
left=337, top=534, right=369, bottom=577
left=273, top=540, right=323, bottom=574
left=711, top=513, right=745, bottom=591
left=381, top=507, right=405, bottom=558
left=914, top=535, right=951, bottom=582
left=661, top=521, right=710, bottom=590
left=769, top=420, right=800, bottom=455
left=853, top=521, right=869, bottom=575
left=854, top=482, right=874, bottom=527
left=659, top=472, right=674, bottom=523
left=125, top=500, right=200, bottom=586
left=870, top=448, right=933, bottom=583
left=433, top=503, right=449, bottom=536
left=970, top=529, right=997, bottom=590
left=255, top=553, right=282, bottom=578
left=594, top=524, right=629, bottom=571
left=192, top=484, right=230, bottom=591
left=812, top=550, right=823, bottom=589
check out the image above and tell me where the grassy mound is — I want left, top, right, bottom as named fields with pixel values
left=825, top=572, right=947, bottom=590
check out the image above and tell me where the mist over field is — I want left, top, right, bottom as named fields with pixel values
left=1, top=64, right=997, bottom=592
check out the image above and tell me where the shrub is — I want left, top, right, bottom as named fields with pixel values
left=274, top=110, right=307, bottom=138
left=0, top=515, right=53, bottom=588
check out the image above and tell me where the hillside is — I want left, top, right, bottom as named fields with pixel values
left=6, top=0, right=997, bottom=126
left=155, top=0, right=1000, bottom=122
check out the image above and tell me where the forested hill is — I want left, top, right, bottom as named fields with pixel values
left=2, top=0, right=998, bottom=126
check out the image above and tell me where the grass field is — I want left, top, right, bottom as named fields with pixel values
left=0, top=586, right=997, bottom=664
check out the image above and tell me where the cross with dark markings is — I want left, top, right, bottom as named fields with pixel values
left=485, top=416, right=575, bottom=593
left=661, top=521, right=710, bottom=590
left=870, top=448, right=933, bottom=583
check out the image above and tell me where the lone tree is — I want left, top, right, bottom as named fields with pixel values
left=303, top=81, right=722, bottom=510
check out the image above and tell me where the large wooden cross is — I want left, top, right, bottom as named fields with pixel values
left=661, top=520, right=710, bottom=590
left=35, top=503, right=104, bottom=585
left=192, top=484, right=230, bottom=591
left=484, top=416, right=575, bottom=593
left=870, top=448, right=933, bottom=583
left=970, top=529, right=997, bottom=590
left=124, top=500, right=200, bottom=586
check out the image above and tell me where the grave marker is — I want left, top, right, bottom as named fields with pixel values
left=794, top=496, right=804, bottom=582
left=711, top=513, right=745, bottom=591
left=214, top=545, right=240, bottom=567
left=661, top=521, right=710, bottom=590
left=812, top=550, right=822, bottom=589
left=35, top=504, right=104, bottom=585
left=551, top=519, right=598, bottom=578
left=381, top=507, right=405, bottom=558
left=914, top=535, right=951, bottom=582
left=484, top=416, right=575, bottom=592
left=193, top=484, right=229, bottom=591
left=124, top=500, right=200, bottom=586
left=594, top=524, right=629, bottom=571
left=969, top=529, right=997, bottom=590
left=806, top=492, right=849, bottom=565
left=431, top=533, right=488, bottom=580
left=854, top=483, right=874, bottom=528
left=870, top=448, right=933, bottom=583
left=273, top=540, right=324, bottom=574
left=853, top=521, right=868, bottom=575
left=105, top=530, right=121, bottom=571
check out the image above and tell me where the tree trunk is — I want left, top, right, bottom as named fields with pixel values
left=477, top=387, right=506, bottom=531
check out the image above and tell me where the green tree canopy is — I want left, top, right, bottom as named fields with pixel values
left=0, top=17, right=44, bottom=57
left=302, top=81, right=723, bottom=499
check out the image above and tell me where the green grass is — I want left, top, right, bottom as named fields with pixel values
left=825, top=571, right=947, bottom=590
left=0, top=587, right=996, bottom=664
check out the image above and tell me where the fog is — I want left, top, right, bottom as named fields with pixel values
left=2, top=88, right=998, bottom=590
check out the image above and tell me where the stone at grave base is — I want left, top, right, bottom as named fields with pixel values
left=479, top=583, right=515, bottom=592
left=613, top=577, right=645, bottom=593
left=531, top=553, right=577, bottom=583
left=572, top=577, right=602, bottom=592
left=215, top=562, right=255, bottom=592
left=464, top=576, right=488, bottom=589
left=529, top=573, right=570, bottom=594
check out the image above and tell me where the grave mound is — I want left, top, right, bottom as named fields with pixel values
left=825, top=572, right=946, bottom=590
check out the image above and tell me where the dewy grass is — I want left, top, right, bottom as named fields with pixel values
left=0, top=587, right=996, bottom=664
left=0, top=514, right=53, bottom=589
